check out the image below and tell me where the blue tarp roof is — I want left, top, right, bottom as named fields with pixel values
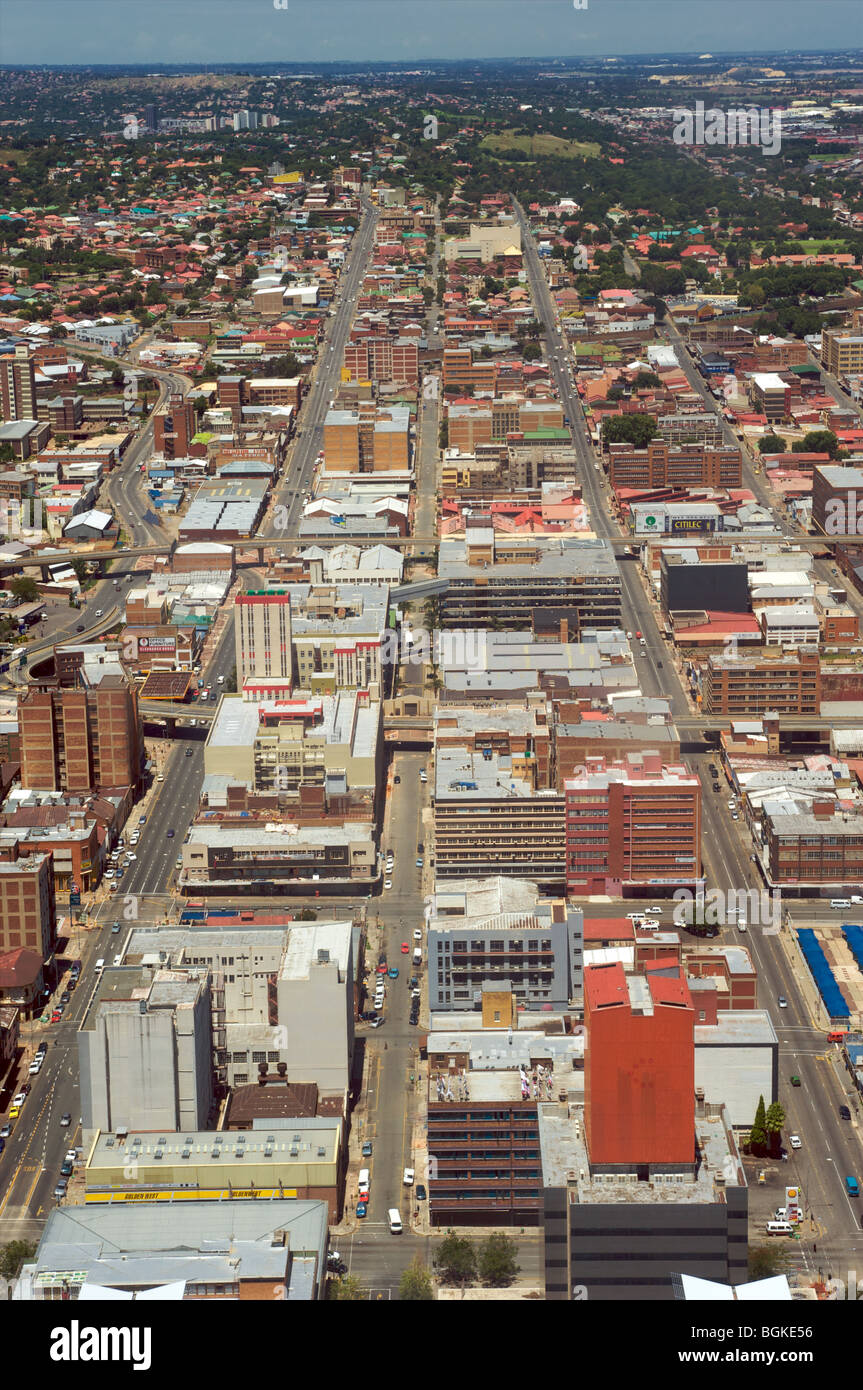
left=797, top=928, right=851, bottom=1019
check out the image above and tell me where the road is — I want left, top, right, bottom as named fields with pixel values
left=515, top=197, right=863, bottom=1277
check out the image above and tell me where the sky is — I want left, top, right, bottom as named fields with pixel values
left=0, top=0, right=860, bottom=66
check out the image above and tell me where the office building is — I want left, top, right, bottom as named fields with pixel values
left=434, top=746, right=566, bottom=885
left=701, top=649, right=821, bottom=716
left=821, top=329, right=863, bottom=380
left=427, top=880, right=583, bottom=1013
left=426, top=1024, right=582, bottom=1227
left=541, top=962, right=748, bottom=1300
left=438, top=534, right=621, bottom=633
left=564, top=754, right=701, bottom=895
left=606, top=440, right=742, bottom=490
left=126, top=921, right=355, bottom=1096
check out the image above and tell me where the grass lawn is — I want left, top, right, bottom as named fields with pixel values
left=481, top=130, right=600, bottom=160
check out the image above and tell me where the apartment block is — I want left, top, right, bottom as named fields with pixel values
left=19, top=663, right=142, bottom=794
left=235, top=589, right=293, bottom=685
left=0, top=848, right=56, bottom=961
left=606, top=440, right=742, bottom=489
left=153, top=394, right=198, bottom=459
left=0, top=345, right=37, bottom=423
left=442, top=348, right=499, bottom=394
left=323, top=404, right=410, bottom=473
left=344, top=337, right=419, bottom=385
left=564, top=754, right=701, bottom=895
left=701, top=649, right=821, bottom=716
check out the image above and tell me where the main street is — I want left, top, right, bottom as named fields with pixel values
left=514, top=198, right=863, bottom=1276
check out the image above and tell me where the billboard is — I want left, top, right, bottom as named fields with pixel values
left=669, top=516, right=717, bottom=535
left=85, top=1188, right=299, bottom=1203
left=138, top=634, right=177, bottom=655
left=272, top=172, right=302, bottom=184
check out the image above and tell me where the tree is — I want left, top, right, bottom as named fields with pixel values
left=434, top=1230, right=477, bottom=1286
left=793, top=429, right=839, bottom=460
left=634, top=371, right=662, bottom=389
left=601, top=414, right=658, bottom=449
left=765, top=1101, right=786, bottom=1154
left=10, top=576, right=39, bottom=603
left=748, top=1244, right=791, bottom=1280
left=478, top=1232, right=519, bottom=1288
left=399, top=1257, right=435, bottom=1300
left=328, top=1273, right=364, bottom=1300
left=0, top=1240, right=36, bottom=1280
left=522, top=340, right=541, bottom=362
left=758, top=433, right=787, bottom=455
left=71, top=558, right=89, bottom=584
left=749, top=1094, right=768, bottom=1155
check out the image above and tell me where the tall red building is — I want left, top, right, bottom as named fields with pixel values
left=584, top=960, right=695, bottom=1168
left=153, top=394, right=199, bottom=459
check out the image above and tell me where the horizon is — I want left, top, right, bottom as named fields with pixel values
left=1, top=0, right=861, bottom=67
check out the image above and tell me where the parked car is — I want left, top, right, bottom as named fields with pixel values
left=356, top=1201, right=367, bottom=1218
left=60, top=1161, right=73, bottom=1177
left=361, top=1142, right=373, bottom=1158
left=413, top=929, right=423, bottom=941
left=0, top=1123, right=12, bottom=1140
left=384, top=879, right=393, bottom=890
left=415, top=1183, right=427, bottom=1201
left=840, top=1104, right=852, bottom=1121
left=789, top=1134, right=802, bottom=1149
left=403, top=1167, right=415, bottom=1186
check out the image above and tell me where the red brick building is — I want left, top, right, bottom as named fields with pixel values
left=564, top=754, right=701, bottom=895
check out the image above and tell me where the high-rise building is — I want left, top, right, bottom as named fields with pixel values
left=18, top=660, right=142, bottom=794
left=0, top=345, right=37, bottom=423
left=584, top=961, right=695, bottom=1166
left=153, top=394, right=196, bottom=460
left=0, top=847, right=56, bottom=962
left=540, top=960, right=748, bottom=1300
left=235, top=589, right=293, bottom=685
left=144, top=103, right=157, bottom=133
left=79, top=965, right=213, bottom=1137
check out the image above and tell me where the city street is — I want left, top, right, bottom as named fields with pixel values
left=515, top=197, right=863, bottom=1274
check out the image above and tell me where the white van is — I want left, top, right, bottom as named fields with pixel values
left=766, top=1221, right=793, bottom=1236
left=830, top=899, right=851, bottom=910
left=358, top=1168, right=370, bottom=1192
left=387, top=1208, right=403, bottom=1234
left=94, top=958, right=105, bottom=973
left=412, top=947, right=422, bottom=965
